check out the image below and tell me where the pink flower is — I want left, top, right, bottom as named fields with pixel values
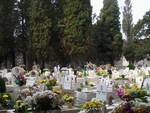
left=116, top=87, right=125, bottom=97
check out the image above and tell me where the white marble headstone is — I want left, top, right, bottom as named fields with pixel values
left=143, top=78, right=150, bottom=93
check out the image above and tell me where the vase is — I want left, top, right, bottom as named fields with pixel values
left=16, top=86, right=22, bottom=96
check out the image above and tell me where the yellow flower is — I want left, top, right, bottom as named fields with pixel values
left=56, top=80, right=59, bottom=83
left=63, top=94, right=74, bottom=103
left=3, top=94, right=9, bottom=98
left=53, top=88, right=62, bottom=94
left=82, top=100, right=104, bottom=109
left=89, top=82, right=95, bottom=86
left=39, top=80, right=47, bottom=84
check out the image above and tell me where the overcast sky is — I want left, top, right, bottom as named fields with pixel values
left=91, top=0, right=150, bottom=24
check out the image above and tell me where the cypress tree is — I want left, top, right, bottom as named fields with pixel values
left=28, top=0, right=54, bottom=68
left=60, top=0, right=92, bottom=64
left=96, top=0, right=123, bottom=64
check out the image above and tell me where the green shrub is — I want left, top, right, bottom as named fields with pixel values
left=127, top=64, right=135, bottom=70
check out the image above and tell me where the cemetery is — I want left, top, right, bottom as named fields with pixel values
left=0, top=59, right=150, bottom=113
left=0, top=0, right=150, bottom=113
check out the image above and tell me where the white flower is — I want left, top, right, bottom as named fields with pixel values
left=48, top=95, right=53, bottom=99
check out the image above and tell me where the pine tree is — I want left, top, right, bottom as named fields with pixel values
left=60, top=0, right=92, bottom=64
left=95, top=0, right=123, bottom=64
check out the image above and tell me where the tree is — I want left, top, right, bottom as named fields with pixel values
left=134, top=10, right=150, bottom=39
left=122, top=0, right=133, bottom=42
left=123, top=41, right=135, bottom=63
left=15, top=0, right=30, bottom=66
left=60, top=0, right=92, bottom=65
left=133, top=9, right=150, bottom=60
left=122, top=0, right=135, bottom=63
left=0, top=0, right=17, bottom=67
left=48, top=0, right=65, bottom=65
left=95, top=0, right=123, bottom=64
left=28, top=0, right=54, bottom=68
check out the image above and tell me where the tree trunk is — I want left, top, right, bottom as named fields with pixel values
left=110, top=56, right=114, bottom=66
left=4, top=56, right=8, bottom=68
left=0, top=61, right=1, bottom=69
left=27, top=53, right=33, bottom=70
left=23, top=52, right=26, bottom=66
left=11, top=48, right=15, bottom=67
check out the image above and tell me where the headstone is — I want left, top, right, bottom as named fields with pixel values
left=115, top=56, right=129, bottom=68
left=96, top=78, right=114, bottom=103
left=122, top=56, right=129, bottom=67
left=136, top=76, right=143, bottom=88
left=143, top=77, right=150, bottom=93
left=61, top=68, right=75, bottom=90
left=4, top=72, right=12, bottom=85
left=112, top=70, right=120, bottom=79
left=0, top=69, right=7, bottom=78
left=75, top=91, right=96, bottom=104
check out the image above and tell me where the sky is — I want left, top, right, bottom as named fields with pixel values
left=91, top=0, right=150, bottom=24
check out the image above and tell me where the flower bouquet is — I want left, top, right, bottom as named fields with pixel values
left=32, top=90, right=62, bottom=111
left=14, top=99, right=28, bottom=113
left=15, top=74, right=26, bottom=86
left=63, top=94, right=74, bottom=108
left=46, top=78, right=57, bottom=90
left=80, top=100, right=104, bottom=113
left=112, top=101, right=150, bottom=113
left=52, top=88, right=62, bottom=95
left=96, top=68, right=108, bottom=77
left=0, top=93, right=12, bottom=109
left=12, top=67, right=26, bottom=86
left=39, top=78, right=57, bottom=90
left=116, top=84, right=148, bottom=102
